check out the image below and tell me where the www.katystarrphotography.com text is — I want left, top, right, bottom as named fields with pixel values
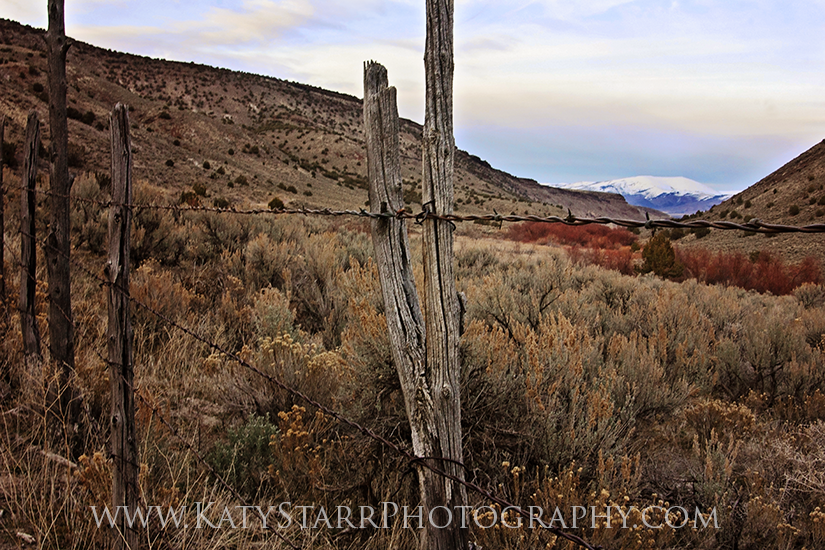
left=91, top=502, right=719, bottom=531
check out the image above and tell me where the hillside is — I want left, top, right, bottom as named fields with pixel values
left=0, top=18, right=655, bottom=222
left=677, top=140, right=825, bottom=264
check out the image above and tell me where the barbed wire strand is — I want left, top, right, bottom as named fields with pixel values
left=10, top=183, right=825, bottom=234
left=20, top=226, right=604, bottom=550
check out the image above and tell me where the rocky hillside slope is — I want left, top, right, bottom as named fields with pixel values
left=0, top=18, right=655, bottom=222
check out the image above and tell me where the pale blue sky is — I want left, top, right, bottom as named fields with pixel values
left=4, top=0, right=825, bottom=191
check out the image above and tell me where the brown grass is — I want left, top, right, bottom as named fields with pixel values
left=1, top=179, right=825, bottom=549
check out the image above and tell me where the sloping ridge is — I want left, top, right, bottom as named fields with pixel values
left=678, top=139, right=825, bottom=265
left=0, top=17, right=658, bottom=220
left=748, top=139, right=825, bottom=196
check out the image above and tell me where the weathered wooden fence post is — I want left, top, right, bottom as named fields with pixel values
left=107, top=103, right=139, bottom=550
left=365, top=59, right=467, bottom=550
left=20, top=112, right=41, bottom=359
left=1, top=115, right=6, bottom=305
left=421, top=0, right=468, bottom=548
left=45, top=0, right=77, bottom=441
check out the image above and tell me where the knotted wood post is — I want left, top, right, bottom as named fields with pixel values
left=45, top=0, right=77, bottom=445
left=107, top=103, right=139, bottom=550
left=1, top=115, right=6, bottom=306
left=421, top=0, right=468, bottom=548
left=20, top=112, right=41, bottom=359
left=365, top=58, right=467, bottom=550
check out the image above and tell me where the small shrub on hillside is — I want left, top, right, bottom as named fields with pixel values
left=192, top=182, right=208, bottom=196
left=641, top=233, right=683, bottom=278
left=268, top=197, right=284, bottom=210
left=216, top=166, right=225, bottom=175
left=165, top=159, right=174, bottom=167
left=180, top=190, right=198, bottom=205
left=202, top=160, right=211, bottom=169
left=789, top=205, right=800, bottom=216
left=234, top=175, right=248, bottom=186
left=403, top=187, right=422, bottom=204
left=159, top=110, right=171, bottom=120
left=207, top=414, right=280, bottom=498
left=213, top=197, right=229, bottom=208
left=692, top=226, right=711, bottom=239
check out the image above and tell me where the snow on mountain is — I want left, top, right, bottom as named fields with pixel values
left=548, top=176, right=731, bottom=217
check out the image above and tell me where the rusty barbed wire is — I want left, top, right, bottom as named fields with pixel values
left=18, top=226, right=604, bottom=550
left=10, top=183, right=825, bottom=234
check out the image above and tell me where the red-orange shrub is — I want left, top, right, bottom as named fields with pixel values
left=507, top=222, right=636, bottom=249
left=676, top=248, right=822, bottom=295
left=567, top=246, right=636, bottom=275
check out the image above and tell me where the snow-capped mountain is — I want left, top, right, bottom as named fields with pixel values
left=549, top=176, right=731, bottom=217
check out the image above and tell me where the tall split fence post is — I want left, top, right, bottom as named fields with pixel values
left=364, top=58, right=467, bottom=550
left=107, top=103, right=139, bottom=550
left=20, top=111, right=41, bottom=360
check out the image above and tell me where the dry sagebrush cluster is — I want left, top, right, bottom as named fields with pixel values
left=1, top=179, right=824, bottom=549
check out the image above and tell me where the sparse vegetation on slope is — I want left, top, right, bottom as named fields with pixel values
left=0, top=17, right=652, bottom=226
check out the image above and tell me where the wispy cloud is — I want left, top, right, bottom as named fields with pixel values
left=6, top=0, right=825, bottom=188
left=179, top=0, right=314, bottom=44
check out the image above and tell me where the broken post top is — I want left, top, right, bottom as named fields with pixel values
left=363, top=61, right=391, bottom=99
left=363, top=61, right=403, bottom=214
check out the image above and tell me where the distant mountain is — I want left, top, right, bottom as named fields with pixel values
left=550, top=176, right=731, bottom=216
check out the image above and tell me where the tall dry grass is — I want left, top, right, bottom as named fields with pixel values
left=1, top=177, right=824, bottom=548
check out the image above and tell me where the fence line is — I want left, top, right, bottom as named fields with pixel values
left=7, top=228, right=305, bottom=549
left=4, top=159, right=822, bottom=549
left=12, top=216, right=604, bottom=550
left=9, top=183, right=825, bottom=235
